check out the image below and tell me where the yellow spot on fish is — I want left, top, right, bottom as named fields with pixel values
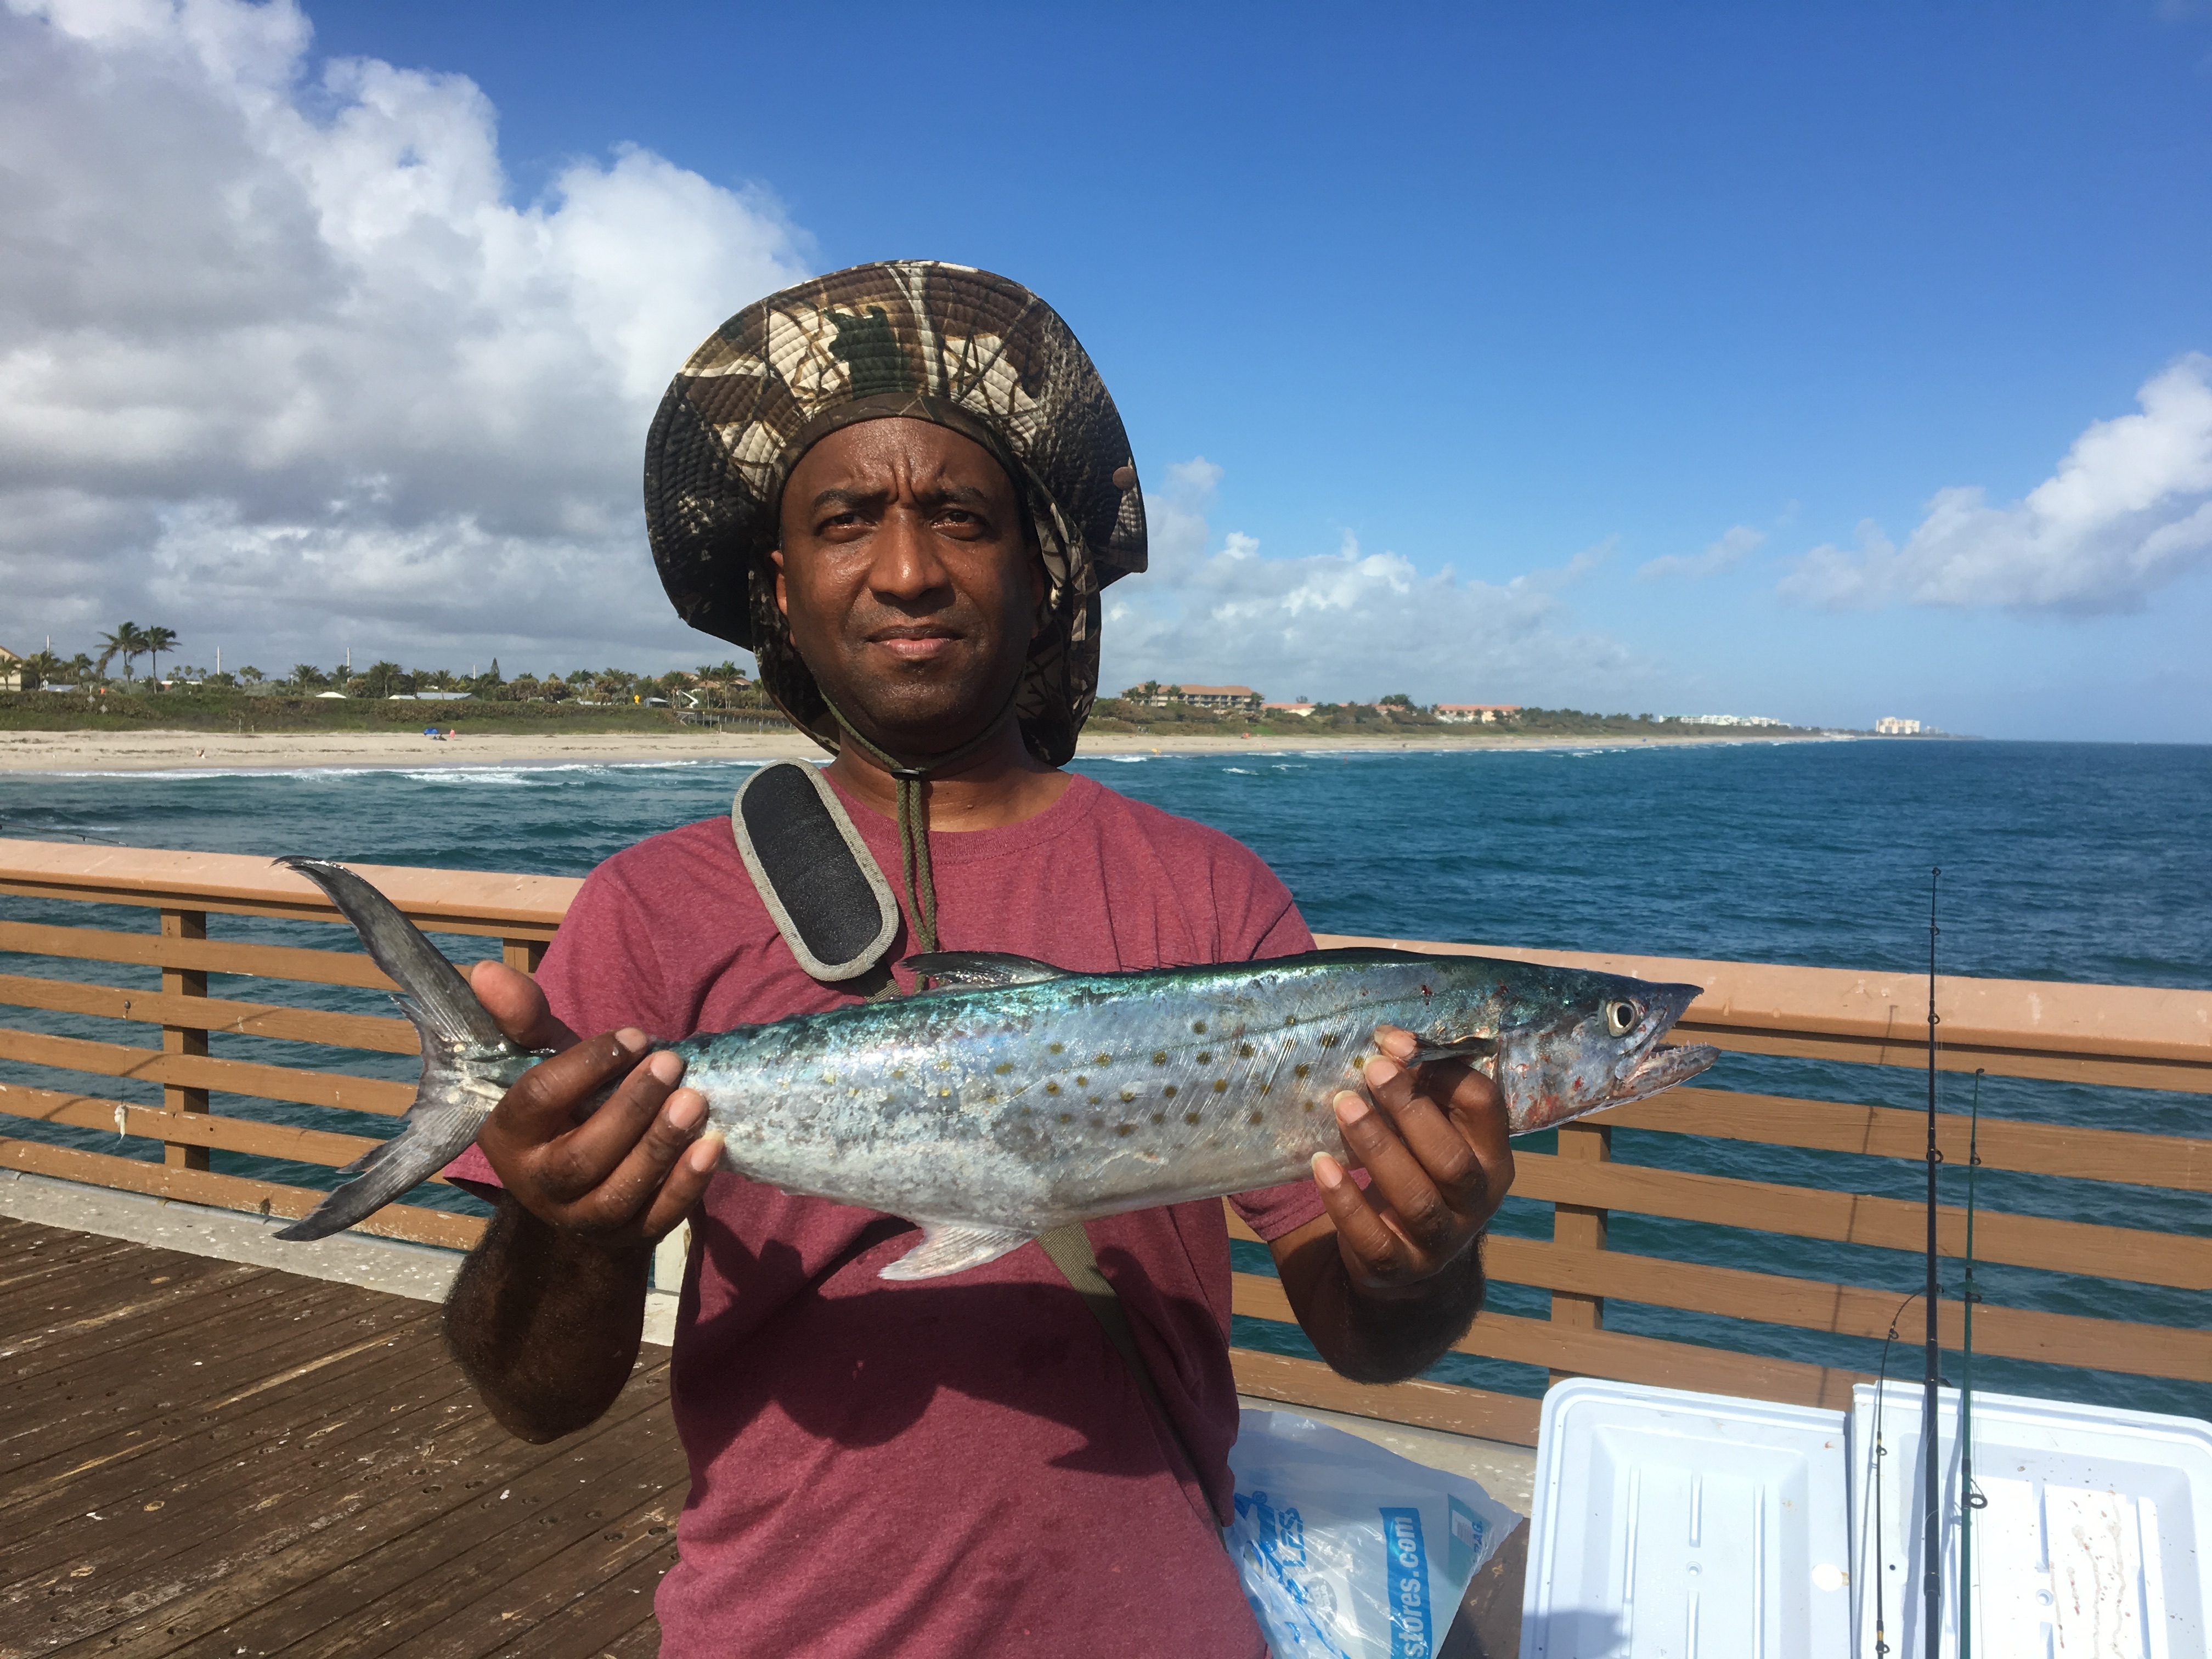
left=1294, top=1063, right=1311, bottom=1079
left=994, top=1062, right=1014, bottom=1075
left=1185, top=1111, right=1203, bottom=1125
left=1193, top=1020, right=1207, bottom=1034
left=1164, top=1084, right=1178, bottom=1098
left=1094, top=1052, right=1112, bottom=1065
left=1352, top=1054, right=1368, bottom=1072
left=1197, top=1051, right=1212, bottom=1064
left=1151, top=1113, right=1166, bottom=1125
left=1239, top=1042, right=1255, bottom=1057
left=1120, top=1088, right=1137, bottom=1102
left=1304, top=1100, right=1317, bottom=1113
left=1045, top=1082, right=1061, bottom=1095
left=822, top=1073, right=838, bottom=1085
left=939, top=1087, right=952, bottom=1097
left=1075, top=1075, right=1088, bottom=1087
left=1048, top=1042, right=1065, bottom=1054
left=1319, top=1034, right=1341, bottom=1049
left=1058, top=1112, right=1074, bottom=1124
left=1152, top=1051, right=1169, bottom=1065
left=1116, top=1124, right=1135, bottom=1137
left=1248, top=1111, right=1265, bottom=1125
left=1212, top=1079, right=1228, bottom=1093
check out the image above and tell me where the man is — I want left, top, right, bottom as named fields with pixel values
left=441, top=263, right=1513, bottom=1656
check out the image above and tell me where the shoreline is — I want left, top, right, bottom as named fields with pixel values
left=0, top=726, right=1855, bottom=776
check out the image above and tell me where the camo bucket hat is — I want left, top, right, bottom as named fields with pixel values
left=644, top=260, right=1147, bottom=768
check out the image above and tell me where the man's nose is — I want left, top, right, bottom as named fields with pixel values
left=867, top=506, right=952, bottom=603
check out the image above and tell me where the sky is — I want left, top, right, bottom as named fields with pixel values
left=4, top=0, right=2210, bottom=740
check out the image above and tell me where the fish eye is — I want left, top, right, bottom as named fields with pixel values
left=1604, top=1000, right=1638, bottom=1037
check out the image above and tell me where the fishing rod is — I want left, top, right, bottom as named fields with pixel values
left=1959, top=1068, right=1988, bottom=1657
left=1923, top=868, right=1943, bottom=1659
left=1866, top=1288, right=1919, bottom=1658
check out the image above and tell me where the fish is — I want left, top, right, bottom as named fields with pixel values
left=272, top=856, right=1720, bottom=1275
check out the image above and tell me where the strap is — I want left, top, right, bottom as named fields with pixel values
left=1035, top=1221, right=1210, bottom=1494
left=730, top=761, right=900, bottom=983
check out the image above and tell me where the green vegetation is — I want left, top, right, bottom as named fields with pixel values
left=1087, top=697, right=1808, bottom=741
left=1, top=632, right=791, bottom=733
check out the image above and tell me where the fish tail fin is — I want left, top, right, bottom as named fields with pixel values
left=272, top=857, right=527, bottom=1242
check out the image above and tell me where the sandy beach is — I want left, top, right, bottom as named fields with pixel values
left=0, top=725, right=1850, bottom=774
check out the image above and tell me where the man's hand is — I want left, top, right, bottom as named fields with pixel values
left=1311, top=1024, right=1513, bottom=1296
left=1270, top=1024, right=1514, bottom=1384
left=470, top=960, right=721, bottom=1252
left=443, top=961, right=722, bottom=1443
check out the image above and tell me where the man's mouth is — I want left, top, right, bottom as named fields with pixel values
left=867, top=626, right=961, bottom=661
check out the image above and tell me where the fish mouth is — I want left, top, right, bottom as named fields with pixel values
left=1615, top=1041, right=1720, bottom=1103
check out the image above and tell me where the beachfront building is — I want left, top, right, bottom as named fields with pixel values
left=0, top=645, right=20, bottom=691
left=1126, top=682, right=1263, bottom=712
left=1875, top=716, right=1923, bottom=735
left=1263, top=701, right=1316, bottom=718
left=1676, top=713, right=1788, bottom=727
left=1435, top=703, right=1522, bottom=724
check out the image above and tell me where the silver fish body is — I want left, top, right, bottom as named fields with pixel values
left=270, top=859, right=1719, bottom=1278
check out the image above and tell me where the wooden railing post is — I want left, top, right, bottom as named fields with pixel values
left=502, top=936, right=546, bottom=975
left=1547, top=1120, right=1611, bottom=1384
left=160, top=907, right=210, bottom=1169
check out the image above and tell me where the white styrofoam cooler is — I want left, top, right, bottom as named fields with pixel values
left=1520, top=1376, right=2212, bottom=1659
left=1519, top=1379, right=1855, bottom=1657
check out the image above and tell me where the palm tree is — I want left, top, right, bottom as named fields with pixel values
left=97, top=622, right=147, bottom=682
left=239, top=666, right=265, bottom=685
left=17, top=650, right=65, bottom=690
left=142, top=627, right=179, bottom=685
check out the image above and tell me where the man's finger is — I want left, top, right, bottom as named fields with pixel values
left=569, top=1085, right=710, bottom=1228
left=535, top=1048, right=685, bottom=1203
left=638, top=1130, right=725, bottom=1241
left=470, top=957, right=577, bottom=1051
left=1363, top=1056, right=1487, bottom=1210
left=1310, top=1151, right=1407, bottom=1280
left=496, top=1028, right=649, bottom=1141
left=1432, top=1063, right=1515, bottom=1226
left=1331, top=1090, right=1454, bottom=1255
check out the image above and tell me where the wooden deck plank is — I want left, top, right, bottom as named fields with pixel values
left=0, top=1238, right=225, bottom=1317
left=4, top=1271, right=377, bottom=1418
left=0, top=1317, right=458, bottom=1554
left=60, top=1381, right=670, bottom=1659
left=0, top=1221, right=681, bottom=1659
left=0, top=1285, right=433, bottom=1480
left=250, top=1390, right=684, bottom=1659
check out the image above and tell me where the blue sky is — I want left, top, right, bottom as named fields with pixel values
left=6, top=1, right=2210, bottom=738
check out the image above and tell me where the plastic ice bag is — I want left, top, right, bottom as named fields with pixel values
left=1227, top=1408, right=1521, bottom=1659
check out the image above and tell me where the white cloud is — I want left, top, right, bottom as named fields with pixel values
left=0, top=0, right=811, bottom=669
left=1099, top=465, right=1652, bottom=707
left=1639, top=523, right=1764, bottom=582
left=1781, top=353, right=2212, bottom=612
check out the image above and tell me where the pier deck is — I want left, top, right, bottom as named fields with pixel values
left=1, top=1216, right=684, bottom=1658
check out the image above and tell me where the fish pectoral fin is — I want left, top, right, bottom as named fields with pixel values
left=898, top=951, right=1069, bottom=988
left=878, top=1222, right=1036, bottom=1281
left=1406, top=1034, right=1499, bottom=1066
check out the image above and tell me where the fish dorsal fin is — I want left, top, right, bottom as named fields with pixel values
left=879, top=1222, right=1035, bottom=1280
left=899, top=951, right=1068, bottom=989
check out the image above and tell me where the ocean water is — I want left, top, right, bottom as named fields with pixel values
left=2, top=739, right=2206, bottom=1417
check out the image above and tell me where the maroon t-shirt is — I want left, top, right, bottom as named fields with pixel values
left=449, top=771, right=1324, bottom=1656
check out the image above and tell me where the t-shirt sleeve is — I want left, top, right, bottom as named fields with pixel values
left=439, top=857, right=669, bottom=1190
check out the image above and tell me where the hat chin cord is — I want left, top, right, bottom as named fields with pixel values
left=814, top=682, right=1023, bottom=962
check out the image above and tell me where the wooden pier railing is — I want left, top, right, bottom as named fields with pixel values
left=3, top=839, right=2207, bottom=1447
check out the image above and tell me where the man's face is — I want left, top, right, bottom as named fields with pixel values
left=773, top=417, right=1042, bottom=754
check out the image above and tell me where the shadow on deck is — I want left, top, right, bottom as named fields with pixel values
left=1, top=1216, right=684, bottom=1658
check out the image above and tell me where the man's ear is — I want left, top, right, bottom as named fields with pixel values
left=770, top=548, right=788, bottom=617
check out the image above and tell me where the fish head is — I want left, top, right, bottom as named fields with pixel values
left=1494, top=975, right=1719, bottom=1135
